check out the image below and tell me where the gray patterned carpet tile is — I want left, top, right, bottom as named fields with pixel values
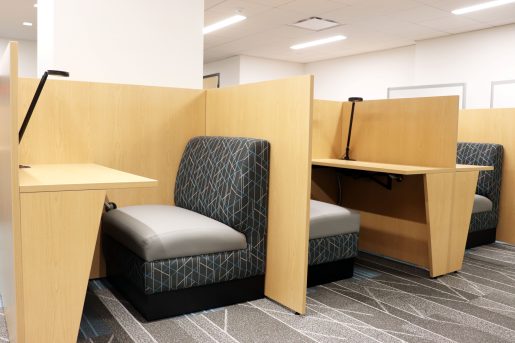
left=1, top=243, right=515, bottom=342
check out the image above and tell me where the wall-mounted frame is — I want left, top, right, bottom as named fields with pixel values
left=388, top=83, right=466, bottom=109
left=203, top=73, right=220, bottom=89
left=490, top=80, right=515, bottom=108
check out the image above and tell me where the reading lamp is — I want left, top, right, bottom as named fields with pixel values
left=343, top=97, right=363, bottom=160
left=19, top=70, right=70, bottom=143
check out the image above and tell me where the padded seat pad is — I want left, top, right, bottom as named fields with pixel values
left=473, top=194, right=493, bottom=214
left=310, top=200, right=360, bottom=239
left=102, top=205, right=247, bottom=262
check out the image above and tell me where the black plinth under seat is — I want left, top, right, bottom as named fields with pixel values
left=466, top=228, right=496, bottom=249
left=108, top=273, right=265, bottom=321
left=307, top=258, right=354, bottom=288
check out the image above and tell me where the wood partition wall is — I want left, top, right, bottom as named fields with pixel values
left=459, top=108, right=515, bottom=244
left=15, top=74, right=315, bottom=315
left=205, top=75, right=314, bottom=315
left=18, top=78, right=206, bottom=278
left=0, top=42, right=23, bottom=343
left=312, top=96, right=461, bottom=270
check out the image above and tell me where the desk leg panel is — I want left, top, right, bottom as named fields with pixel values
left=19, top=190, right=106, bottom=343
left=448, top=171, right=479, bottom=271
left=424, top=172, right=478, bottom=277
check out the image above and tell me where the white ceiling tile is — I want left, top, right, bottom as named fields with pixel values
left=205, top=0, right=227, bottom=10
left=458, top=4, right=515, bottom=25
left=390, top=5, right=453, bottom=23
left=414, top=0, right=491, bottom=12
left=246, top=0, right=295, bottom=6
left=205, top=0, right=271, bottom=20
left=0, top=0, right=37, bottom=40
left=420, top=15, right=487, bottom=33
left=277, top=0, right=348, bottom=16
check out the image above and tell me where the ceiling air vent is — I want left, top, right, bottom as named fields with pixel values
left=291, top=17, right=340, bottom=31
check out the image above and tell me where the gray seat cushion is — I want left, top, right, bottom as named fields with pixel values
left=102, top=205, right=247, bottom=262
left=473, top=194, right=493, bottom=214
left=310, top=200, right=360, bottom=239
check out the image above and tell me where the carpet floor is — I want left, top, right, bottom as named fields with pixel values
left=1, top=242, right=515, bottom=342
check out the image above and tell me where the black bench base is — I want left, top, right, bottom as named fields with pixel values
left=108, top=274, right=265, bottom=321
left=307, top=258, right=355, bottom=288
left=466, top=228, right=496, bottom=249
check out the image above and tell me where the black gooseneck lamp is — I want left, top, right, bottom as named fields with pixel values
left=343, top=96, right=363, bottom=160
left=19, top=69, right=70, bottom=143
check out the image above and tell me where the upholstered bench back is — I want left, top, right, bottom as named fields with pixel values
left=174, top=136, right=270, bottom=260
left=456, top=142, right=503, bottom=211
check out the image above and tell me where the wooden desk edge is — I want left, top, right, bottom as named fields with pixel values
left=312, top=159, right=493, bottom=174
left=20, top=179, right=158, bottom=193
left=311, top=159, right=453, bottom=175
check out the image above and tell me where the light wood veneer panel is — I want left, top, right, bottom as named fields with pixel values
left=20, top=190, right=106, bottom=343
left=0, top=42, right=23, bottom=343
left=312, top=100, right=343, bottom=159
left=205, top=76, right=313, bottom=314
left=424, top=171, right=478, bottom=277
left=17, top=78, right=205, bottom=277
left=458, top=108, right=515, bottom=244
left=312, top=96, right=460, bottom=168
left=18, top=78, right=205, bottom=207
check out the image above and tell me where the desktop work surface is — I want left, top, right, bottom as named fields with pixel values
left=15, top=164, right=156, bottom=343
left=311, top=158, right=492, bottom=278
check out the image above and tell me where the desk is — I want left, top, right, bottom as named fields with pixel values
left=312, top=158, right=492, bottom=278
left=16, top=164, right=157, bottom=343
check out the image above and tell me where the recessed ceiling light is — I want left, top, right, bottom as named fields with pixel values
left=203, top=14, right=246, bottom=35
left=22, top=22, right=33, bottom=26
left=34, top=3, right=37, bottom=7
left=452, top=0, right=515, bottom=15
left=290, top=35, right=346, bottom=50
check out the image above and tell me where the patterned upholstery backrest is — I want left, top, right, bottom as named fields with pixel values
left=456, top=142, right=503, bottom=210
left=174, top=136, right=270, bottom=249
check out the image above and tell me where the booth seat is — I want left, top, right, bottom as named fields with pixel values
left=456, top=142, right=503, bottom=248
left=102, top=136, right=270, bottom=320
left=307, top=200, right=360, bottom=287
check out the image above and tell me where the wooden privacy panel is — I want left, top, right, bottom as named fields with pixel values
left=0, top=42, right=23, bottom=343
left=18, top=78, right=205, bottom=278
left=313, top=96, right=460, bottom=167
left=458, top=108, right=515, bottom=244
left=18, top=78, right=206, bottom=207
left=205, top=75, right=314, bottom=315
left=312, top=100, right=344, bottom=159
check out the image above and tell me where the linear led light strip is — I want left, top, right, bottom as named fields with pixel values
left=203, top=14, right=247, bottom=34
left=290, top=35, right=346, bottom=50
left=452, top=0, right=515, bottom=14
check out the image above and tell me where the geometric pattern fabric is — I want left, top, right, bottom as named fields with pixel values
left=457, top=142, right=503, bottom=233
left=104, top=136, right=270, bottom=294
left=308, top=232, right=358, bottom=266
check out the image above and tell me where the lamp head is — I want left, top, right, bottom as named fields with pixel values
left=47, top=70, right=70, bottom=77
left=348, top=97, right=363, bottom=102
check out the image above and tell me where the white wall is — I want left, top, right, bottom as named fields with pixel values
left=38, top=0, right=204, bottom=89
left=305, top=46, right=415, bottom=101
left=306, top=24, right=515, bottom=108
left=239, top=56, right=304, bottom=85
left=204, top=55, right=304, bottom=86
left=203, top=56, right=240, bottom=87
left=414, top=25, right=515, bottom=109
left=0, top=38, right=37, bottom=78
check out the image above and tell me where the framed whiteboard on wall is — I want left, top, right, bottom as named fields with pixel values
left=387, top=83, right=466, bottom=109
left=491, top=80, right=515, bottom=108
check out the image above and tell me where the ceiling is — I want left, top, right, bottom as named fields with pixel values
left=1, top=1, right=514, bottom=64
left=204, top=0, right=515, bottom=63
left=0, top=0, right=37, bottom=41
